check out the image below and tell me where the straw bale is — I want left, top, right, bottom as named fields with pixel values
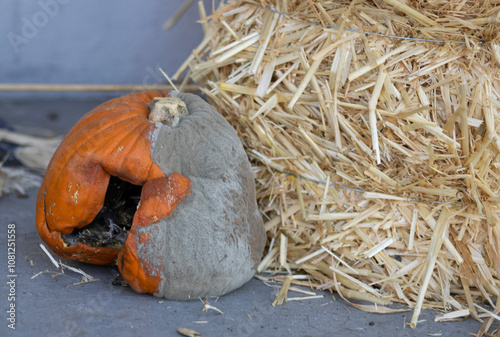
left=176, top=0, right=500, bottom=330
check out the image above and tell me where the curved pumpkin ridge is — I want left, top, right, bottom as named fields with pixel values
left=117, top=171, right=191, bottom=294
left=48, top=92, right=166, bottom=178
left=50, top=114, right=148, bottom=178
left=101, top=121, right=158, bottom=184
left=63, top=106, right=147, bottom=144
left=64, top=91, right=164, bottom=140
left=49, top=115, right=149, bottom=182
left=36, top=91, right=170, bottom=265
left=44, top=115, right=147, bottom=191
left=44, top=118, right=152, bottom=233
left=100, top=123, right=151, bottom=182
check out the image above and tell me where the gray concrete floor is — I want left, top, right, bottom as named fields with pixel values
left=0, top=98, right=489, bottom=336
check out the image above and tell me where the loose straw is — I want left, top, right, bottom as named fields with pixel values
left=180, top=1, right=500, bottom=334
left=410, top=208, right=452, bottom=328
left=368, top=70, right=386, bottom=164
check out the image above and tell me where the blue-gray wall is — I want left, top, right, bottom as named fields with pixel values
left=0, top=0, right=214, bottom=98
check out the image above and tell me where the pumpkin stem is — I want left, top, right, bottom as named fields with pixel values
left=148, top=97, right=188, bottom=127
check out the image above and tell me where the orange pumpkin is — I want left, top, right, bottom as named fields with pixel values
left=36, top=91, right=265, bottom=299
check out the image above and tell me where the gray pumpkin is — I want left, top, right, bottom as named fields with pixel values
left=124, top=92, right=266, bottom=299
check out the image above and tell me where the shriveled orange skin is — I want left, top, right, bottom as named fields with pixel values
left=36, top=91, right=191, bottom=293
left=116, top=172, right=190, bottom=294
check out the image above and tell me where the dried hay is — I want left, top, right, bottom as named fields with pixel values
left=175, top=0, right=500, bottom=330
left=0, top=166, right=43, bottom=197
left=0, top=128, right=61, bottom=171
left=0, top=128, right=60, bottom=197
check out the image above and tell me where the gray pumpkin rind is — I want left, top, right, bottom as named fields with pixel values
left=137, top=92, right=266, bottom=300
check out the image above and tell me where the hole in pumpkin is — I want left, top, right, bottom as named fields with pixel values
left=62, top=176, right=142, bottom=249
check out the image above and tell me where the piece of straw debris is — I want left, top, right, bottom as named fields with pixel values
left=0, top=128, right=61, bottom=171
left=288, top=286, right=317, bottom=296
left=338, top=286, right=390, bottom=306
left=38, top=243, right=98, bottom=286
left=287, top=295, right=324, bottom=302
left=0, top=128, right=60, bottom=148
left=368, top=69, right=386, bottom=164
left=177, top=327, right=202, bottom=337
left=66, top=278, right=100, bottom=288
left=434, top=309, right=470, bottom=322
left=411, top=207, right=452, bottom=328
left=31, top=269, right=49, bottom=279
left=39, top=243, right=60, bottom=269
left=363, top=237, right=395, bottom=258
left=475, top=296, right=500, bottom=337
left=474, top=303, right=500, bottom=322
left=201, top=299, right=224, bottom=315
left=163, top=0, right=196, bottom=30
left=272, top=274, right=293, bottom=306
left=0, top=167, right=43, bottom=197
left=60, top=261, right=97, bottom=285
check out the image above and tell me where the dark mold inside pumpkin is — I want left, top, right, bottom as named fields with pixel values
left=62, top=176, right=141, bottom=249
